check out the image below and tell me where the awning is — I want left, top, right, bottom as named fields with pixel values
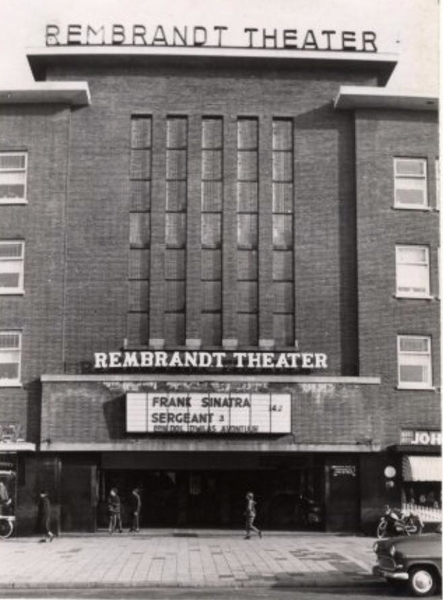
left=402, top=455, right=442, bottom=482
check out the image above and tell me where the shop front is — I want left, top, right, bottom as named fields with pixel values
left=393, top=429, right=442, bottom=529
left=0, top=425, right=36, bottom=537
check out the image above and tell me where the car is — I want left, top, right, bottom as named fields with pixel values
left=373, top=526, right=442, bottom=597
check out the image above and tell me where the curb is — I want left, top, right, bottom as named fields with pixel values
left=0, top=575, right=385, bottom=590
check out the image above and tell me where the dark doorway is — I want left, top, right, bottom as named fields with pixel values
left=100, top=467, right=324, bottom=530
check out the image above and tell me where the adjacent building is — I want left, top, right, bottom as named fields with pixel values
left=0, top=30, right=440, bottom=534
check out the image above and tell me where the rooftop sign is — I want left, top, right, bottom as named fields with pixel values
left=45, top=24, right=378, bottom=52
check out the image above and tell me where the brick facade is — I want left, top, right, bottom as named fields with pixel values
left=0, top=54, right=439, bottom=533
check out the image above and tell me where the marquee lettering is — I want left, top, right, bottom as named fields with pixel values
left=94, top=350, right=328, bottom=371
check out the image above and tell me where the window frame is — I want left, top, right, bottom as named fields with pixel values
left=0, top=151, right=28, bottom=204
left=393, top=157, right=428, bottom=210
left=397, top=335, right=433, bottom=389
left=0, top=241, right=25, bottom=295
left=395, top=244, right=430, bottom=299
left=0, top=331, right=22, bottom=387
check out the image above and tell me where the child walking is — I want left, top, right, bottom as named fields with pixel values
left=244, top=491, right=262, bottom=539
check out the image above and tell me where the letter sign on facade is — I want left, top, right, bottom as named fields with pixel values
left=126, top=392, right=291, bottom=434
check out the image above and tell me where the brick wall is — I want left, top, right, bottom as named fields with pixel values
left=40, top=378, right=382, bottom=447
left=0, top=106, right=70, bottom=442
left=46, top=62, right=377, bottom=375
left=355, top=109, right=440, bottom=445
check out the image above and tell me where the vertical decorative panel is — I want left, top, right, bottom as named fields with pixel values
left=165, top=117, right=188, bottom=345
left=272, top=119, right=294, bottom=346
left=201, top=118, right=223, bottom=346
left=128, top=116, right=152, bottom=346
left=237, top=118, right=259, bottom=346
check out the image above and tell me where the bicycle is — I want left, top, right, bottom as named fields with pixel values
left=0, top=515, right=15, bottom=539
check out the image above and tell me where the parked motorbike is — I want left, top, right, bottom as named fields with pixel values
left=376, top=506, right=424, bottom=539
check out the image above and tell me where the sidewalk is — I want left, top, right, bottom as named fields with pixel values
left=0, top=530, right=380, bottom=590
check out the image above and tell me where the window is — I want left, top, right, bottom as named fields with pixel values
left=0, top=241, right=24, bottom=294
left=396, top=245, right=430, bottom=298
left=0, top=331, right=21, bottom=385
left=0, top=152, right=27, bottom=203
left=398, top=335, right=432, bottom=388
left=165, top=117, right=188, bottom=346
left=272, top=119, right=294, bottom=346
left=201, top=118, right=223, bottom=346
left=394, top=158, right=428, bottom=209
left=237, top=118, right=258, bottom=345
left=128, top=116, right=152, bottom=346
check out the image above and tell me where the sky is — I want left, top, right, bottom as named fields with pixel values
left=0, top=0, right=439, bottom=93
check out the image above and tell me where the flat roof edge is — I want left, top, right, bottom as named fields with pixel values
left=26, top=46, right=398, bottom=78
left=40, top=374, right=381, bottom=385
left=40, top=442, right=381, bottom=453
left=0, top=82, right=91, bottom=106
left=335, top=85, right=438, bottom=111
left=0, top=443, right=36, bottom=452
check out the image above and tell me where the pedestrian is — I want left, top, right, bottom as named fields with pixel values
left=129, top=487, right=141, bottom=532
left=244, top=491, right=262, bottom=539
left=38, top=490, right=54, bottom=542
left=108, top=487, right=122, bottom=534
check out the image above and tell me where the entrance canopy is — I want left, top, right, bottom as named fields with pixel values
left=402, top=455, right=442, bottom=482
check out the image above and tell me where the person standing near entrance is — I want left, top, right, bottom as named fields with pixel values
left=129, top=487, right=141, bottom=532
left=108, top=488, right=123, bottom=534
left=38, top=491, right=54, bottom=542
left=244, top=491, right=262, bottom=539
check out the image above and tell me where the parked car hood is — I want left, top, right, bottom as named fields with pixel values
left=377, top=533, right=442, bottom=556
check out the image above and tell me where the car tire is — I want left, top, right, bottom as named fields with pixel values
left=409, top=566, right=438, bottom=597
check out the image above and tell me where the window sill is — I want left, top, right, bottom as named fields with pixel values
left=391, top=206, right=432, bottom=212
left=0, top=383, right=22, bottom=388
left=0, top=200, right=28, bottom=205
left=394, top=294, right=435, bottom=301
left=396, top=385, right=436, bottom=391
left=0, top=291, right=24, bottom=296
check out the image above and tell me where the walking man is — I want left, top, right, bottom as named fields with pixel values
left=108, top=487, right=123, bottom=534
left=244, top=491, right=262, bottom=539
left=38, top=490, right=54, bottom=542
left=129, top=487, right=141, bottom=532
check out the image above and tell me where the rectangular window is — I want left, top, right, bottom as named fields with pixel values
left=396, top=245, right=430, bottom=298
left=165, top=117, right=188, bottom=346
left=201, top=118, right=223, bottom=346
left=0, top=152, right=27, bottom=203
left=237, top=118, right=258, bottom=346
left=128, top=117, right=152, bottom=346
left=394, top=158, right=428, bottom=209
left=398, top=335, right=432, bottom=388
left=272, top=119, right=294, bottom=346
left=0, top=241, right=24, bottom=294
left=0, top=331, right=21, bottom=385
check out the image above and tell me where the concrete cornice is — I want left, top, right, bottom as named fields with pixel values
left=41, top=373, right=381, bottom=385
left=0, top=443, right=36, bottom=452
left=334, top=85, right=438, bottom=111
left=39, top=441, right=381, bottom=453
left=26, top=46, right=398, bottom=84
left=0, top=82, right=91, bottom=106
